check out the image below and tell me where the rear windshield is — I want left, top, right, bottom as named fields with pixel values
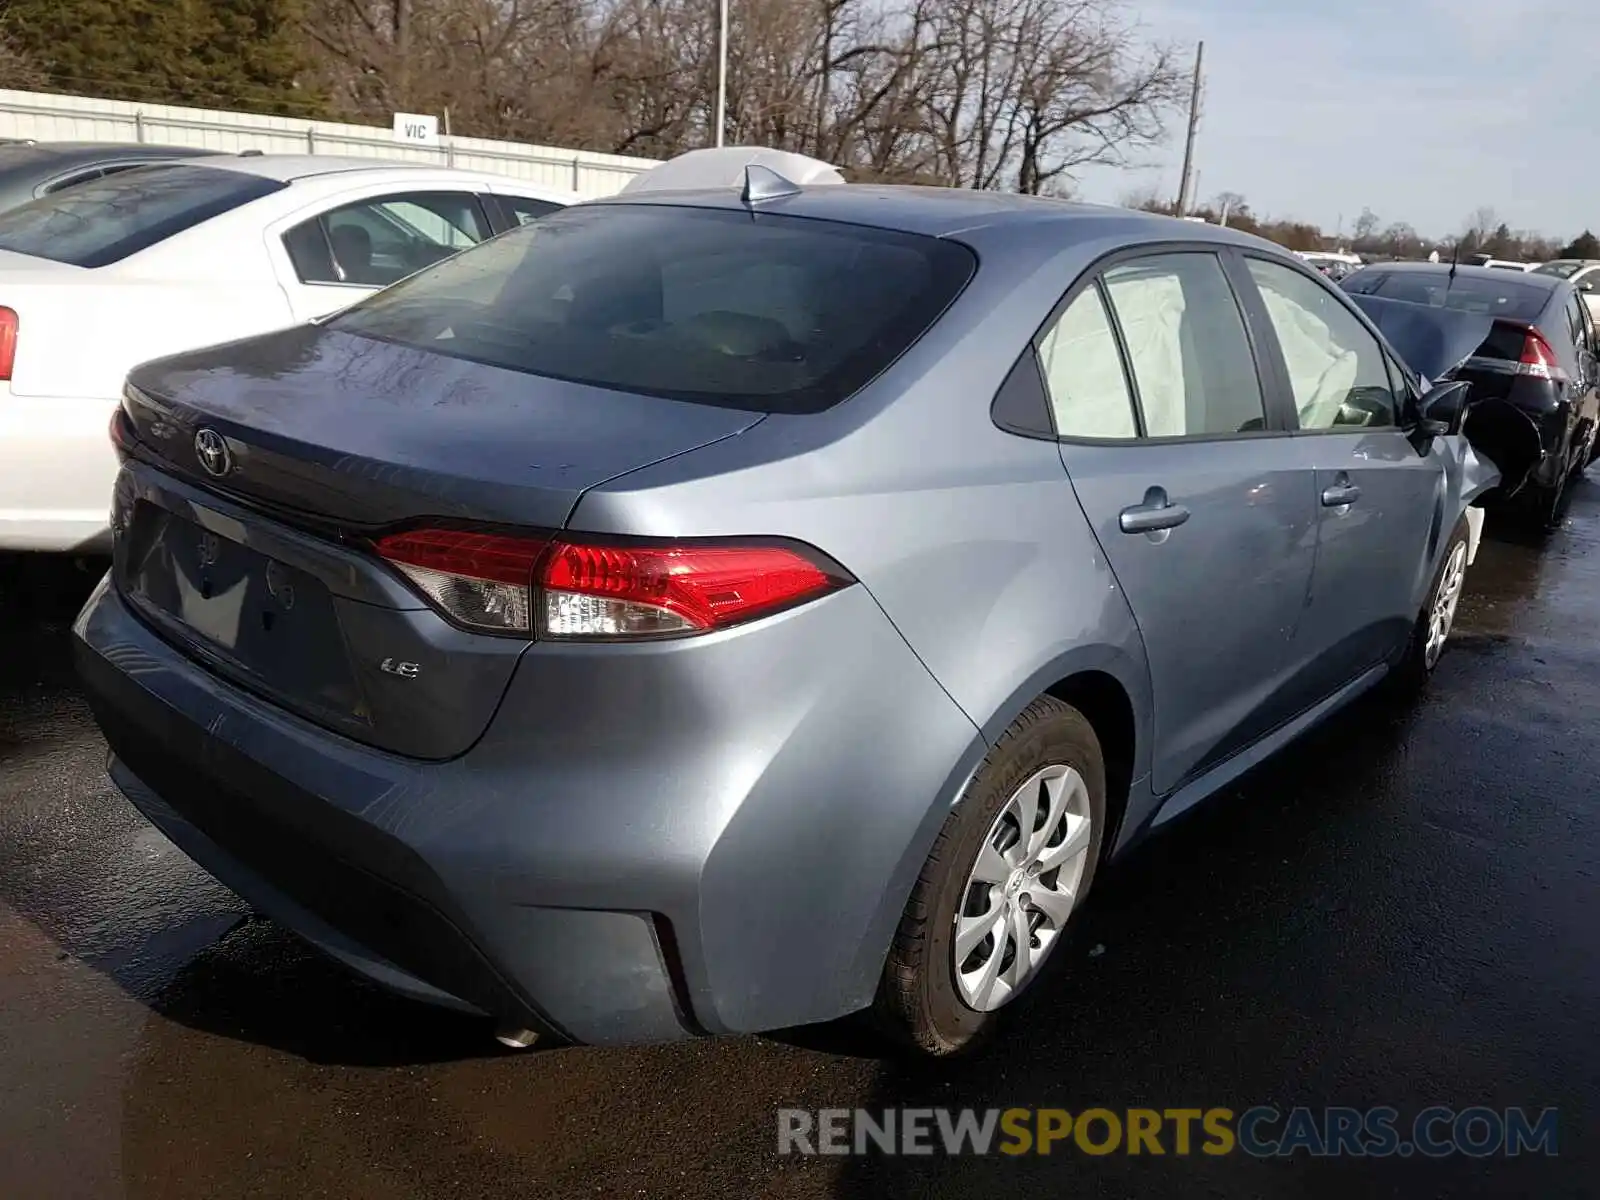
left=327, top=203, right=978, bottom=413
left=1341, top=271, right=1549, bottom=321
left=1533, top=261, right=1582, bottom=278
left=0, top=164, right=283, bottom=267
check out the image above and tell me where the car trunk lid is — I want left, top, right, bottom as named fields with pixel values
left=124, top=324, right=765, bottom=531
left=115, top=324, right=765, bottom=759
left=1350, top=293, right=1546, bottom=495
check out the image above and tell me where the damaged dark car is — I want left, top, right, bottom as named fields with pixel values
left=1344, top=262, right=1600, bottom=530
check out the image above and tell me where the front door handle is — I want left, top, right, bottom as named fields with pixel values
left=1321, top=482, right=1361, bottom=507
left=1119, top=487, right=1191, bottom=534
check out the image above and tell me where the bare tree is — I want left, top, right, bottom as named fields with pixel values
left=913, top=0, right=1179, bottom=192
left=1381, top=221, right=1420, bottom=259
left=1461, top=205, right=1498, bottom=251
left=1211, top=189, right=1246, bottom=221
left=1352, top=206, right=1380, bottom=246
left=298, top=0, right=1179, bottom=190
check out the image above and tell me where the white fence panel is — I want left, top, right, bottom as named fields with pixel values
left=0, top=88, right=659, bottom=198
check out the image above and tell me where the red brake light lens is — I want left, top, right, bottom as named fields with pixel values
left=0, top=307, right=18, bottom=381
left=539, top=540, right=847, bottom=639
left=1518, top=326, right=1566, bottom=381
left=109, top=405, right=134, bottom=453
left=374, top=527, right=851, bottom=639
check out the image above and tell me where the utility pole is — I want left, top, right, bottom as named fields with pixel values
left=1174, top=40, right=1204, bottom=216
left=714, top=0, right=729, bottom=147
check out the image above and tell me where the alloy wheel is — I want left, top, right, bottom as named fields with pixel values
left=1424, top=541, right=1468, bottom=669
left=952, top=764, right=1093, bottom=1012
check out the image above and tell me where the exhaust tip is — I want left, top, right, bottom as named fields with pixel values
left=494, top=1026, right=540, bottom=1050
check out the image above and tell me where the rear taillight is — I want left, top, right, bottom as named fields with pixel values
left=375, top=528, right=851, bottom=639
left=109, top=405, right=134, bottom=453
left=376, top=529, right=548, bottom=634
left=540, top=540, right=846, bottom=639
left=1517, top=326, right=1567, bottom=382
left=0, top=307, right=18, bottom=381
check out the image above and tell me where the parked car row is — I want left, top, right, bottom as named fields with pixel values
left=1298, top=250, right=1364, bottom=281
left=1, top=141, right=1566, bottom=1057
left=0, top=143, right=577, bottom=551
left=1341, top=260, right=1600, bottom=528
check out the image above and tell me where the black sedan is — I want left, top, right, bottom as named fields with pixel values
left=0, top=141, right=224, bottom=214
left=1343, top=262, right=1600, bottom=529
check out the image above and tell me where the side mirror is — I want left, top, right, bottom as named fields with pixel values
left=1581, top=279, right=1596, bottom=293
left=1413, top=380, right=1473, bottom=441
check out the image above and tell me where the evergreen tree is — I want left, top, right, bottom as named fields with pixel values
left=1559, top=231, right=1600, bottom=260
left=1, top=0, right=320, bottom=115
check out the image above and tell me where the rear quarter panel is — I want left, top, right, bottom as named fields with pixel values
left=570, top=224, right=1158, bottom=813
left=572, top=225, right=1152, bottom=764
left=559, top=225, right=1161, bottom=1027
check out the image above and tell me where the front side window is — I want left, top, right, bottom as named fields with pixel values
left=283, top=192, right=491, bottom=287
left=1101, top=252, right=1267, bottom=438
left=1245, top=258, right=1401, bottom=431
left=501, top=195, right=563, bottom=226
left=0, top=164, right=284, bottom=267
left=327, top=203, right=977, bottom=413
left=1036, top=285, right=1138, bottom=438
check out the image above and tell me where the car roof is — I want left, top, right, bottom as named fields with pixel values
left=0, top=141, right=218, bottom=167
left=181, top=154, right=468, bottom=183
left=586, top=182, right=1284, bottom=252
left=1352, top=261, right=1565, bottom=290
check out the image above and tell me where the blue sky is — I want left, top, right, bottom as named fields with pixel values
left=1070, top=0, right=1597, bottom=241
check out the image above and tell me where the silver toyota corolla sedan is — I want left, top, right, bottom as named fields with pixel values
left=74, top=166, right=1500, bottom=1056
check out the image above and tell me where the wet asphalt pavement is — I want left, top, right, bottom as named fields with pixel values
left=2, top=488, right=1597, bottom=1200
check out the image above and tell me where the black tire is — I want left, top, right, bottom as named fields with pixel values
left=1390, top=516, right=1471, bottom=692
left=1528, top=473, right=1572, bottom=532
left=874, top=696, right=1107, bottom=1057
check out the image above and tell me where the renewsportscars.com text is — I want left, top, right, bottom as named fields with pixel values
left=777, top=1106, right=1559, bottom=1159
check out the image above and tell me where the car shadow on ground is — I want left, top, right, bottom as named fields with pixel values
left=0, top=551, right=504, bottom=1069
left=0, top=474, right=1582, bottom=1086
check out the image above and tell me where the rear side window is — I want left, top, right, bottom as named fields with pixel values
left=0, top=164, right=283, bottom=267
left=328, top=204, right=977, bottom=413
left=499, top=195, right=563, bottom=226
left=283, top=192, right=491, bottom=287
left=1563, top=294, right=1587, bottom=351
left=1037, top=285, right=1138, bottom=438
left=39, top=167, right=104, bottom=195
left=1101, top=253, right=1267, bottom=437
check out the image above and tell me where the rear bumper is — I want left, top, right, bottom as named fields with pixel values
left=0, top=390, right=117, bottom=551
left=1499, top=383, right=1575, bottom=491
left=73, top=571, right=981, bottom=1043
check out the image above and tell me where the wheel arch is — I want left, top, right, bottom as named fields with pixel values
left=1044, top=670, right=1138, bottom=855
left=846, top=644, right=1152, bottom=1022
left=974, top=644, right=1153, bottom=861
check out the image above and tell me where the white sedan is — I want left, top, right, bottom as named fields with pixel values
left=0, top=154, right=577, bottom=551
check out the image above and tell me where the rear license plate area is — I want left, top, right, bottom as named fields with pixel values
left=124, top=503, right=366, bottom=720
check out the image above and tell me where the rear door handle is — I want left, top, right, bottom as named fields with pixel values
left=1119, top=488, right=1191, bottom=534
left=1321, top=483, right=1361, bottom=507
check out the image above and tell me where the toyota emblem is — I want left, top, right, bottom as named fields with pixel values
left=194, top=428, right=231, bottom=478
